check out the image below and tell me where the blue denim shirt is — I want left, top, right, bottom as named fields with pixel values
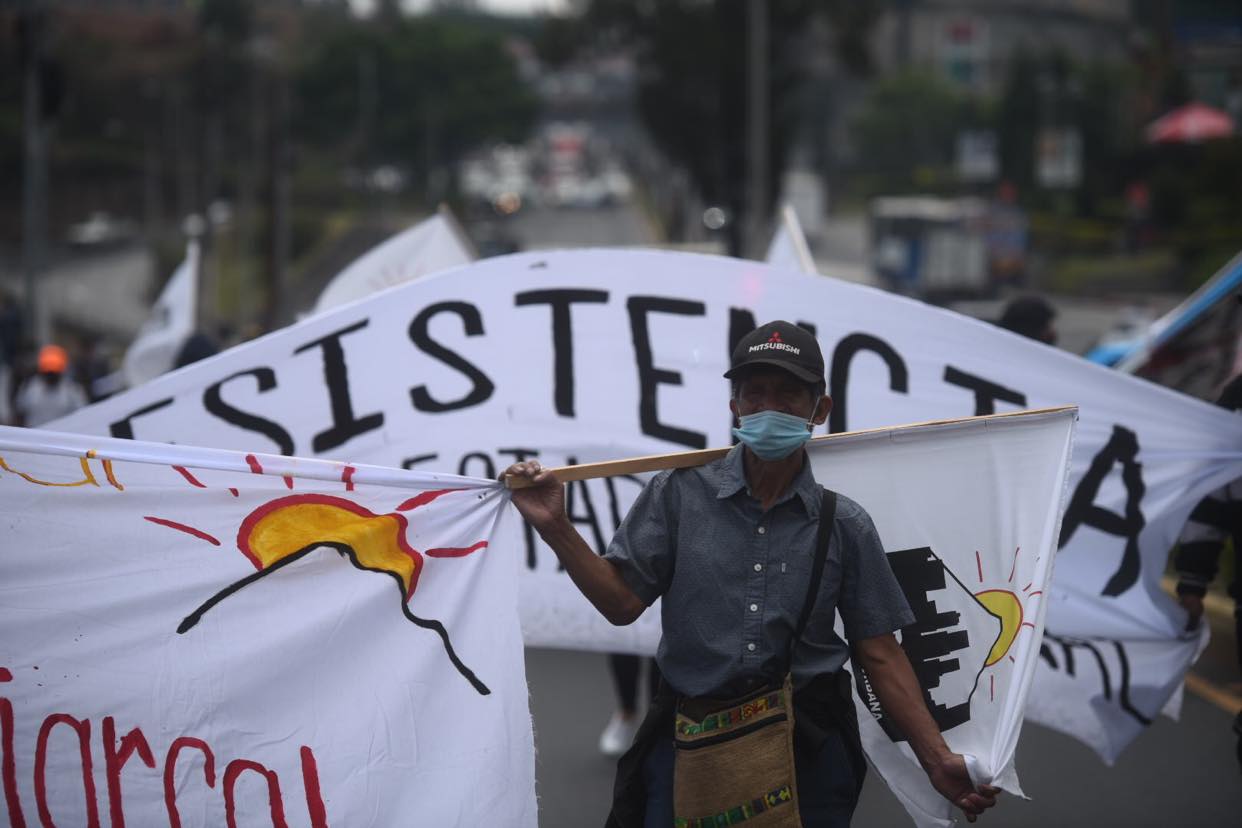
left=604, top=444, right=913, bottom=698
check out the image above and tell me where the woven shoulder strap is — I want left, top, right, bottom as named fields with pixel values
left=784, top=488, right=838, bottom=670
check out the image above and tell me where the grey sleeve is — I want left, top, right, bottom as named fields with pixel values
left=837, top=499, right=914, bottom=641
left=602, top=470, right=677, bottom=606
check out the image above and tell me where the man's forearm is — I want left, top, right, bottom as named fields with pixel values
left=536, top=515, right=646, bottom=625
left=858, top=636, right=952, bottom=771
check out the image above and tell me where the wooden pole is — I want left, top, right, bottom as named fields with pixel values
left=504, top=405, right=1077, bottom=489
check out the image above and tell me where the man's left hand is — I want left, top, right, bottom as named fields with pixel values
left=926, top=753, right=1000, bottom=823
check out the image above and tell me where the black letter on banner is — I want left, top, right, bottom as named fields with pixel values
left=203, top=369, right=295, bottom=455
left=564, top=457, right=607, bottom=569
left=458, top=452, right=496, bottom=480
left=628, top=297, right=707, bottom=448
left=1038, top=634, right=1151, bottom=725
left=409, top=302, right=495, bottom=412
left=499, top=448, right=541, bottom=569
left=829, top=334, right=908, bottom=433
left=604, top=474, right=646, bottom=532
left=109, top=398, right=174, bottom=439
left=943, top=366, right=1027, bottom=415
left=727, top=308, right=758, bottom=382
left=514, top=289, right=609, bottom=417
left=1058, top=425, right=1146, bottom=597
left=294, top=320, right=384, bottom=453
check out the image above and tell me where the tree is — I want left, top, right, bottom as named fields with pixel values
left=585, top=0, right=859, bottom=256
left=295, top=14, right=537, bottom=190
left=997, top=50, right=1040, bottom=196
left=850, top=71, right=966, bottom=189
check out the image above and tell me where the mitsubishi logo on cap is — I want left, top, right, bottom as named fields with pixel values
left=749, top=331, right=800, bottom=355
left=725, top=319, right=825, bottom=383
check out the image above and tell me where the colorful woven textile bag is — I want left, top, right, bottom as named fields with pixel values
left=672, top=676, right=801, bottom=827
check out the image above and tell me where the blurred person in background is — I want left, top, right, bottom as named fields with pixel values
left=74, top=334, right=117, bottom=403
left=0, top=290, right=22, bottom=370
left=0, top=291, right=23, bottom=425
left=599, top=655, right=662, bottom=757
left=173, top=330, right=220, bottom=370
left=14, top=345, right=88, bottom=428
left=0, top=361, right=9, bottom=426
left=996, top=296, right=1057, bottom=346
left=1173, top=373, right=1242, bottom=771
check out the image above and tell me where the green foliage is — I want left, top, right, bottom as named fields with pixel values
left=850, top=72, right=966, bottom=180
left=295, top=15, right=537, bottom=178
left=1045, top=250, right=1176, bottom=293
left=532, top=15, right=580, bottom=68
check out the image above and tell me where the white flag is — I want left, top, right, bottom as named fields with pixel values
left=765, top=203, right=817, bottom=274
left=810, top=408, right=1075, bottom=826
left=121, top=241, right=198, bottom=389
left=49, top=249, right=1242, bottom=771
left=0, top=425, right=535, bottom=827
left=311, top=209, right=474, bottom=316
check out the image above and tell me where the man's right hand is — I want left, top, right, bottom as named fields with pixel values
left=500, top=460, right=645, bottom=626
left=1178, top=593, right=1204, bottom=631
left=501, top=460, right=565, bottom=530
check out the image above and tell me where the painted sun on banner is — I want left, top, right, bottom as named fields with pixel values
left=0, top=427, right=536, bottom=827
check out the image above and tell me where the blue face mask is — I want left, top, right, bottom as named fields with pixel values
left=732, top=410, right=814, bottom=461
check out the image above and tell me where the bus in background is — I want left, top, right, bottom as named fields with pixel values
left=870, top=195, right=1027, bottom=298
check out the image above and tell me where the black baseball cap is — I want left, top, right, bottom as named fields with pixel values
left=723, top=320, right=825, bottom=384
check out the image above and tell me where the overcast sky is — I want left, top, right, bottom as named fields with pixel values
left=352, top=0, right=573, bottom=16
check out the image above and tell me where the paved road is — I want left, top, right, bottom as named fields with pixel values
left=527, top=645, right=1241, bottom=828
left=489, top=202, right=661, bottom=251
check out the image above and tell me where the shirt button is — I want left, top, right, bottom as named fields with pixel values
left=747, top=642, right=756, bottom=652
left=753, top=563, right=763, bottom=572
left=749, top=603, right=758, bottom=612
left=757, top=526, right=766, bottom=535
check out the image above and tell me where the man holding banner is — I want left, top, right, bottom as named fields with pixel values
left=506, top=321, right=999, bottom=827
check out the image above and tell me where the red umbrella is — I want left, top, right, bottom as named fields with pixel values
left=1145, top=102, right=1235, bottom=144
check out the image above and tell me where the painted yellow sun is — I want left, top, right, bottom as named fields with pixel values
left=973, top=547, right=1042, bottom=699
left=975, top=589, right=1022, bottom=667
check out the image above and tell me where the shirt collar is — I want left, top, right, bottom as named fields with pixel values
left=716, top=444, right=821, bottom=516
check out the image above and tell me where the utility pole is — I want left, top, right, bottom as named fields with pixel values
left=745, top=0, right=769, bottom=260
left=266, top=67, right=291, bottom=332
left=18, top=3, right=48, bottom=341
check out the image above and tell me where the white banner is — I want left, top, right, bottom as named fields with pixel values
left=311, top=211, right=474, bottom=316
left=49, top=249, right=1242, bottom=765
left=0, top=426, right=535, bottom=827
left=813, top=409, right=1073, bottom=826
left=122, top=241, right=199, bottom=389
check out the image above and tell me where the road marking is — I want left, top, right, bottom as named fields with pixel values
left=1184, top=672, right=1242, bottom=715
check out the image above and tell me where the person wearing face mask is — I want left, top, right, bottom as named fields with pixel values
left=504, top=320, right=999, bottom=827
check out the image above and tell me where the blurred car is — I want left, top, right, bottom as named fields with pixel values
left=871, top=197, right=989, bottom=296
left=66, top=212, right=136, bottom=246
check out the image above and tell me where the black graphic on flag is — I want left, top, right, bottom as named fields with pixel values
left=854, top=547, right=1001, bottom=741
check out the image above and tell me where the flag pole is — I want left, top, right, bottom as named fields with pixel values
left=505, top=405, right=1077, bottom=488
